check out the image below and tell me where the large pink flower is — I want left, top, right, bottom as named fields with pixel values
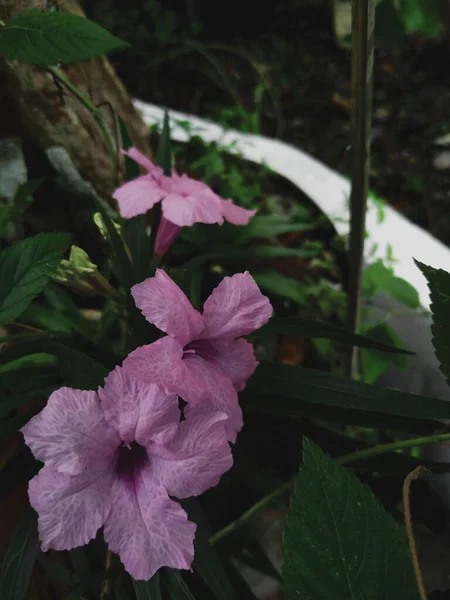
left=21, top=366, right=232, bottom=580
left=112, top=148, right=256, bottom=253
left=122, top=270, right=273, bottom=442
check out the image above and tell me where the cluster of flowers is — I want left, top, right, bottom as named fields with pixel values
left=22, top=149, right=272, bottom=581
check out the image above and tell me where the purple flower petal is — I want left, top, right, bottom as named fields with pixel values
left=113, top=175, right=165, bottom=218
left=195, top=337, right=258, bottom=391
left=154, top=218, right=181, bottom=256
left=29, top=463, right=115, bottom=551
left=200, top=272, right=273, bottom=340
left=103, top=470, right=196, bottom=580
left=122, top=148, right=162, bottom=174
left=183, top=355, right=243, bottom=442
left=221, top=199, right=256, bottom=225
left=161, top=192, right=223, bottom=227
left=21, top=388, right=120, bottom=476
left=131, top=269, right=204, bottom=345
left=150, top=410, right=233, bottom=498
left=98, top=366, right=180, bottom=446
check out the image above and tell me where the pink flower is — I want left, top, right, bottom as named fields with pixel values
left=122, top=270, right=273, bottom=442
left=21, top=366, right=233, bottom=580
left=113, top=148, right=256, bottom=253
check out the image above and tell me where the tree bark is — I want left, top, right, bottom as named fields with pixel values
left=0, top=0, right=150, bottom=197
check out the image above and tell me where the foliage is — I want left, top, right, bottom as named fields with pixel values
left=283, top=438, right=419, bottom=600
left=0, top=7, right=448, bottom=600
left=0, top=9, right=129, bottom=66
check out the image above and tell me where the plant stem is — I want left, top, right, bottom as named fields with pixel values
left=209, top=480, right=292, bottom=544
left=100, top=549, right=113, bottom=600
left=209, top=432, right=450, bottom=544
left=337, top=432, right=450, bottom=465
left=47, top=66, right=118, bottom=185
left=346, top=0, right=375, bottom=376
left=403, top=467, right=431, bottom=600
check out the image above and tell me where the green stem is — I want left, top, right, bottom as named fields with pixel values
left=337, top=432, right=450, bottom=465
left=47, top=66, right=118, bottom=184
left=209, top=480, right=292, bottom=544
left=346, top=0, right=375, bottom=376
left=210, top=432, right=450, bottom=545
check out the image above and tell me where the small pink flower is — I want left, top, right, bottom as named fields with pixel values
left=21, top=366, right=233, bottom=581
left=113, top=148, right=256, bottom=253
left=122, top=270, right=273, bottom=442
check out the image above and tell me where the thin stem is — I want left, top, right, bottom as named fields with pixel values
left=210, top=432, right=450, bottom=545
left=209, top=480, right=292, bottom=544
left=403, top=467, right=431, bottom=600
left=47, top=66, right=118, bottom=184
left=337, top=432, right=450, bottom=465
left=346, top=0, right=375, bottom=376
left=100, top=549, right=113, bottom=600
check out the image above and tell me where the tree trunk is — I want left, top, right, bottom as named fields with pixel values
left=0, top=0, right=150, bottom=197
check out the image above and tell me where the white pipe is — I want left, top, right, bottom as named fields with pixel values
left=133, top=99, right=450, bottom=310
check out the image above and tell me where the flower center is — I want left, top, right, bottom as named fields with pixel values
left=115, top=441, right=148, bottom=483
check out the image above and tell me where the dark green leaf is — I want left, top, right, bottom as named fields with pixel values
left=156, top=111, right=172, bottom=176
left=362, top=261, right=420, bottom=308
left=282, top=438, right=419, bottom=600
left=164, top=570, right=196, bottom=599
left=0, top=232, right=70, bottom=326
left=252, top=271, right=308, bottom=306
left=255, top=317, right=413, bottom=354
left=0, top=9, right=129, bottom=66
left=416, top=261, right=450, bottom=386
left=0, top=366, right=59, bottom=419
left=360, top=323, right=409, bottom=383
left=119, top=116, right=152, bottom=283
left=150, top=111, right=171, bottom=261
left=0, top=509, right=40, bottom=600
left=93, top=198, right=133, bottom=290
left=398, top=0, right=443, bottom=39
left=132, top=573, right=162, bottom=600
left=0, top=413, right=35, bottom=441
left=237, top=215, right=312, bottom=243
left=183, top=499, right=238, bottom=600
left=246, top=389, right=440, bottom=434
left=44, top=342, right=109, bottom=389
left=375, top=0, right=406, bottom=50
left=246, top=362, right=450, bottom=421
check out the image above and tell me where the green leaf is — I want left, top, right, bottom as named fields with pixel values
left=164, top=570, right=196, bottom=599
left=375, top=0, right=406, bottom=50
left=398, top=0, right=443, bottom=39
left=45, top=342, right=109, bottom=389
left=119, top=117, right=151, bottom=283
left=236, top=215, right=312, bottom=244
left=0, top=365, right=59, bottom=419
left=282, top=438, right=419, bottom=600
left=132, top=573, right=162, bottom=600
left=255, top=317, right=413, bottom=354
left=252, top=270, right=308, bottom=306
left=360, top=323, right=408, bottom=383
left=150, top=111, right=172, bottom=260
left=156, top=111, right=172, bottom=176
left=93, top=198, right=133, bottom=290
left=0, top=233, right=70, bottom=326
left=0, top=509, right=40, bottom=600
left=362, top=261, right=420, bottom=308
left=246, top=362, right=450, bottom=422
left=416, top=261, right=450, bottom=386
left=0, top=9, right=130, bottom=66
